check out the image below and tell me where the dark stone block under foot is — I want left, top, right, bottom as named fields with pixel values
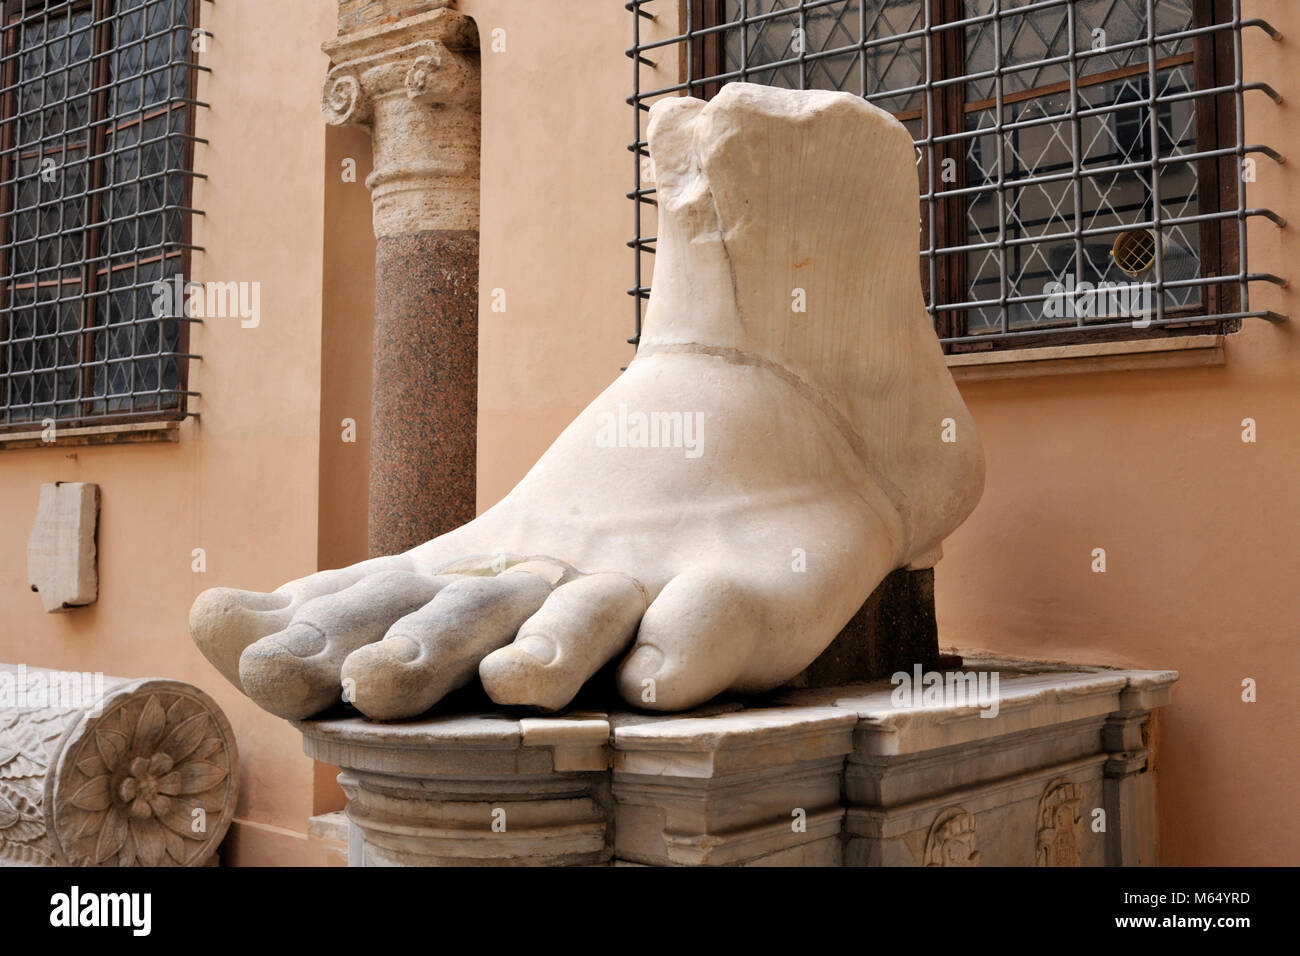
left=787, top=567, right=940, bottom=688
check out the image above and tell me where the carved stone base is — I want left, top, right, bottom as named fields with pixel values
left=298, top=660, right=1175, bottom=866
left=300, top=713, right=611, bottom=866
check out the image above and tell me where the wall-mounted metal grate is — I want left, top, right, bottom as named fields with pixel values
left=627, top=0, right=1285, bottom=353
left=0, top=0, right=210, bottom=431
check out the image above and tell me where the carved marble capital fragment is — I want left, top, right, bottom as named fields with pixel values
left=321, top=7, right=480, bottom=236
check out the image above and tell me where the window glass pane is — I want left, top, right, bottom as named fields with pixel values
left=2, top=0, right=193, bottom=425
left=2, top=7, right=94, bottom=423
left=1078, top=63, right=1201, bottom=312
left=957, top=2, right=1201, bottom=335
left=650, top=0, right=1218, bottom=347
left=722, top=1, right=926, bottom=110
left=1075, top=0, right=1195, bottom=77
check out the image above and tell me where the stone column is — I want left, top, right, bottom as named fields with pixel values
left=0, top=665, right=239, bottom=867
left=322, top=3, right=481, bottom=555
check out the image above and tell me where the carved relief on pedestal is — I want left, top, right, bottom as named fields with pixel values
left=923, top=806, right=980, bottom=867
left=1035, top=778, right=1083, bottom=867
left=320, top=7, right=481, bottom=237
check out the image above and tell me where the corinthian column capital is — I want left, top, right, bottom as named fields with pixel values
left=322, top=5, right=480, bottom=236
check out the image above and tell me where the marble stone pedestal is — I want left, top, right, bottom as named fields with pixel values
left=296, top=659, right=1176, bottom=866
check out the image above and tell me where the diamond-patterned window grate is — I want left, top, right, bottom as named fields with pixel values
left=627, top=0, right=1285, bottom=353
left=0, top=0, right=210, bottom=431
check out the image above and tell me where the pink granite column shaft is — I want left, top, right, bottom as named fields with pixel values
left=370, top=230, right=478, bottom=554
left=321, top=7, right=481, bottom=556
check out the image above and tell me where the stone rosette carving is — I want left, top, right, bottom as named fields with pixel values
left=0, top=672, right=238, bottom=867
left=404, top=53, right=438, bottom=100
left=401, top=42, right=477, bottom=106
left=924, top=806, right=979, bottom=866
left=1035, top=778, right=1083, bottom=867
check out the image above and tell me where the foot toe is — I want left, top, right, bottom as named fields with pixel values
left=479, top=572, right=647, bottom=712
left=345, top=565, right=558, bottom=720
left=237, top=570, right=451, bottom=720
left=615, top=570, right=759, bottom=711
left=189, top=587, right=294, bottom=691
left=238, top=629, right=333, bottom=720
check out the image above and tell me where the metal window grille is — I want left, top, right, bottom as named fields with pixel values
left=0, top=0, right=209, bottom=431
left=627, top=0, right=1285, bottom=352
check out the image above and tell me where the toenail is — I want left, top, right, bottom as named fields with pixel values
left=514, top=635, right=556, bottom=665
left=382, top=635, right=419, bottom=664
left=625, top=644, right=663, bottom=675
left=275, top=624, right=326, bottom=657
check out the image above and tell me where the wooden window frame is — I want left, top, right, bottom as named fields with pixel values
left=0, top=0, right=200, bottom=433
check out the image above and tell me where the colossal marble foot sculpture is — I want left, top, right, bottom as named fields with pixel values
left=190, top=84, right=984, bottom=721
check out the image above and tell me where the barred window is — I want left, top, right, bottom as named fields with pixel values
left=628, top=0, right=1284, bottom=353
left=0, top=0, right=203, bottom=432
